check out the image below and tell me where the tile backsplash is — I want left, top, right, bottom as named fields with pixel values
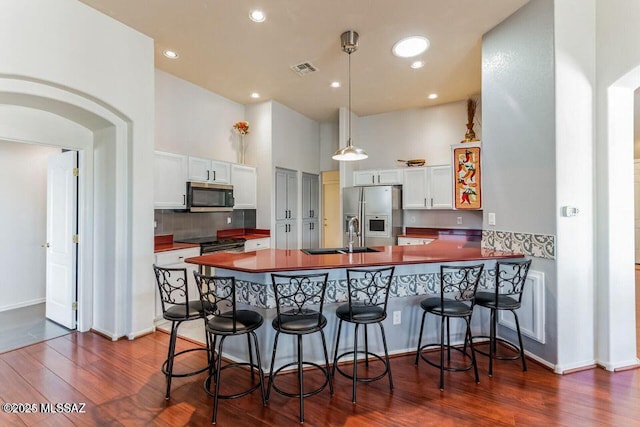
left=154, top=209, right=256, bottom=239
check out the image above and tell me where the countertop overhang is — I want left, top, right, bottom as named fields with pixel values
left=185, top=240, right=524, bottom=273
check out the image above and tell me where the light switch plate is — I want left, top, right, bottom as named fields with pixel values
left=488, top=213, right=496, bottom=226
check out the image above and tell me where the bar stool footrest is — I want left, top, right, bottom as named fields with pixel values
left=417, top=343, right=475, bottom=372
left=334, top=350, right=390, bottom=383
left=204, top=362, right=264, bottom=399
left=161, top=347, right=209, bottom=378
left=473, top=335, right=523, bottom=361
left=271, top=361, right=330, bottom=399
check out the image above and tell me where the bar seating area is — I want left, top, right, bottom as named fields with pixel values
left=151, top=260, right=541, bottom=424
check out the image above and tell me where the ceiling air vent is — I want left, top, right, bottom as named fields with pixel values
left=290, top=61, right=318, bottom=76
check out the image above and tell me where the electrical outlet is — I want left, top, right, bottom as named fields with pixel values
left=226, top=217, right=232, bottom=224
left=153, top=220, right=157, bottom=229
left=457, top=216, right=463, bottom=225
left=488, top=213, right=496, bottom=226
left=393, top=310, right=401, bottom=325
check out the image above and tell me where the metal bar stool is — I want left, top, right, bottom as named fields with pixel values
left=267, top=272, right=333, bottom=423
left=415, top=264, right=484, bottom=390
left=332, top=266, right=395, bottom=404
left=153, top=265, right=210, bottom=399
left=193, top=272, right=266, bottom=425
left=473, top=259, right=531, bottom=376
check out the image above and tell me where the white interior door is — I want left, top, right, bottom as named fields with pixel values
left=46, top=151, right=77, bottom=329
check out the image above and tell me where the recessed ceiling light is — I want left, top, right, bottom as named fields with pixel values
left=249, top=9, right=266, bottom=22
left=163, top=50, right=179, bottom=59
left=410, top=60, right=425, bottom=69
left=330, top=81, right=341, bottom=88
left=428, top=93, right=438, bottom=100
left=250, top=92, right=261, bottom=99
left=392, top=36, right=430, bottom=58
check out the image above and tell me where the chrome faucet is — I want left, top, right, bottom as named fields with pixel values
left=347, top=216, right=360, bottom=253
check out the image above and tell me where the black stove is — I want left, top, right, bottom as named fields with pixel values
left=175, top=236, right=246, bottom=253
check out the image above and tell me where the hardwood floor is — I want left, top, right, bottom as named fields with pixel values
left=0, top=331, right=639, bottom=426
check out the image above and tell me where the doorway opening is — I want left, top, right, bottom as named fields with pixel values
left=0, top=141, right=77, bottom=353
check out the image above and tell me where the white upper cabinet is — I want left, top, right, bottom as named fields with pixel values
left=154, top=151, right=188, bottom=209
left=231, top=164, right=257, bottom=209
left=353, top=169, right=403, bottom=186
left=188, top=156, right=230, bottom=184
left=402, top=165, right=453, bottom=209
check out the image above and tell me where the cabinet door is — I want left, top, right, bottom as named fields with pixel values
left=302, top=221, right=319, bottom=249
left=231, top=164, right=257, bottom=209
left=187, top=156, right=211, bottom=182
left=353, top=170, right=376, bottom=186
left=429, top=165, right=453, bottom=209
left=154, top=151, right=188, bottom=209
left=210, top=160, right=231, bottom=184
left=275, top=169, right=288, bottom=220
left=275, top=222, right=297, bottom=249
left=302, top=173, right=319, bottom=219
left=377, top=169, right=403, bottom=185
left=286, top=171, right=298, bottom=220
left=402, top=168, right=428, bottom=209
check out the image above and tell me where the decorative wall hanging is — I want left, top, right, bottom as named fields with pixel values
left=453, top=143, right=481, bottom=209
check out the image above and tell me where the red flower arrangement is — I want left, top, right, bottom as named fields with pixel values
left=233, top=121, right=250, bottom=135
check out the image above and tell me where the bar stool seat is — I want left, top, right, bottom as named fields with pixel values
left=272, top=309, right=328, bottom=332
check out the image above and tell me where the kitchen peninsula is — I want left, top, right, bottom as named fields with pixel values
left=185, top=240, right=524, bottom=369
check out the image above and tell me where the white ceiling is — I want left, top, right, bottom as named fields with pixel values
left=79, top=0, right=529, bottom=122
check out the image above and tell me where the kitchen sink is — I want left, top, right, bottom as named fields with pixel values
left=301, top=247, right=381, bottom=255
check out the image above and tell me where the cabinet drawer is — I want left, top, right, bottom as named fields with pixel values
left=244, top=237, right=270, bottom=252
left=155, top=247, right=200, bottom=266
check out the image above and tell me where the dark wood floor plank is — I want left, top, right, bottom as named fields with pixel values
left=0, top=331, right=638, bottom=426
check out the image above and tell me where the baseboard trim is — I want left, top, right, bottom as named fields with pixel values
left=90, top=328, right=119, bottom=341
left=597, top=357, right=640, bottom=372
left=127, top=327, right=155, bottom=340
left=0, top=298, right=46, bottom=313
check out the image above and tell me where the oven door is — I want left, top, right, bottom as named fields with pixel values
left=365, top=214, right=389, bottom=238
left=187, top=182, right=234, bottom=212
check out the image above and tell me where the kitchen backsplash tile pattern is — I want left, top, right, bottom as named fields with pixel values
left=482, top=229, right=555, bottom=259
left=154, top=209, right=256, bottom=239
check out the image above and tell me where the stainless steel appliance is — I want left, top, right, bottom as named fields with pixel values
left=186, top=182, right=234, bottom=212
left=343, top=185, right=402, bottom=247
left=174, top=236, right=246, bottom=254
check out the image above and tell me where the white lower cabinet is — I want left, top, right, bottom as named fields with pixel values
left=244, top=237, right=270, bottom=252
left=153, top=247, right=200, bottom=322
left=398, top=237, right=435, bottom=246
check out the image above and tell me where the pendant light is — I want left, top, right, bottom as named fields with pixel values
left=332, top=30, right=368, bottom=161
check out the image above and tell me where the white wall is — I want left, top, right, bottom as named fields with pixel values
left=319, top=120, right=339, bottom=172
left=356, top=100, right=479, bottom=169
left=272, top=101, right=320, bottom=174
left=482, top=0, right=558, bottom=364
left=554, top=0, right=596, bottom=372
left=155, top=70, right=245, bottom=162
left=0, top=141, right=60, bottom=311
left=246, top=101, right=273, bottom=228
left=595, top=0, right=640, bottom=369
left=0, top=0, right=155, bottom=338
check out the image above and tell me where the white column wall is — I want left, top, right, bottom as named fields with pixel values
left=0, top=0, right=155, bottom=338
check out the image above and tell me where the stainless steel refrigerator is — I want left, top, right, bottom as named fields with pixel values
left=343, top=185, right=403, bottom=247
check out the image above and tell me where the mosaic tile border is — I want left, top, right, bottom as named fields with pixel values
left=482, top=229, right=555, bottom=260
left=235, top=271, right=498, bottom=309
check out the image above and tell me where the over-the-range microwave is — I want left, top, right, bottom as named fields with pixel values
left=186, top=182, right=234, bottom=212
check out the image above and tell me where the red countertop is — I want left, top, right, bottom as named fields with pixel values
left=217, top=228, right=271, bottom=241
left=185, top=239, right=523, bottom=273
left=154, top=235, right=199, bottom=253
